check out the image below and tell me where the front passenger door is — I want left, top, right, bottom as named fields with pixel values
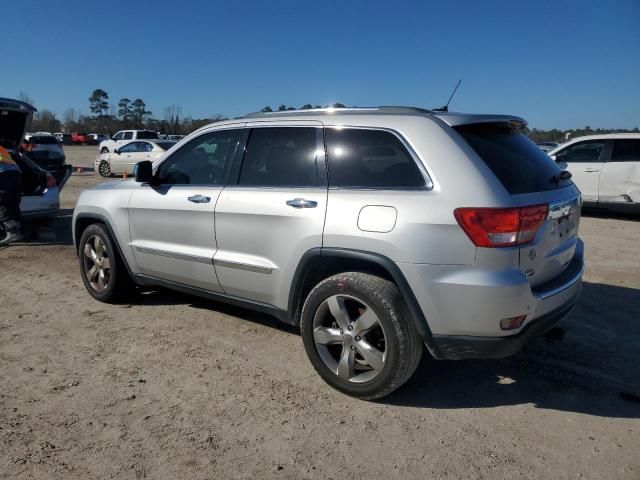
left=128, top=127, right=244, bottom=291
left=554, top=140, right=605, bottom=202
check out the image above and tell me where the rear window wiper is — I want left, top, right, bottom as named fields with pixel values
left=550, top=170, right=572, bottom=185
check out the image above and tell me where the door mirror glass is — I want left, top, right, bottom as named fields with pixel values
left=133, top=160, right=153, bottom=183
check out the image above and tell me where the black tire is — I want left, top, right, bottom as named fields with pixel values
left=100, top=147, right=109, bottom=154
left=78, top=223, right=133, bottom=303
left=98, top=160, right=111, bottom=177
left=300, top=272, right=423, bottom=400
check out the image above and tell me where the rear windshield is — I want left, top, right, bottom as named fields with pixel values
left=137, top=130, right=158, bottom=139
left=455, top=123, right=571, bottom=195
left=29, top=136, right=59, bottom=144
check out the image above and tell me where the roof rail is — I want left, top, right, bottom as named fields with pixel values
left=243, top=106, right=433, bottom=118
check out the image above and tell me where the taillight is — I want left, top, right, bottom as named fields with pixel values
left=454, top=205, right=548, bottom=248
left=46, top=174, right=57, bottom=188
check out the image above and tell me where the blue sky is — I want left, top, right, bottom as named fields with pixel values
left=2, top=0, right=639, bottom=129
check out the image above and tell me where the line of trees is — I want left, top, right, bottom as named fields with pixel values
left=22, top=90, right=638, bottom=141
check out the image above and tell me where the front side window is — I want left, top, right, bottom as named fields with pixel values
left=611, top=140, right=640, bottom=162
left=112, top=132, right=124, bottom=141
left=123, top=132, right=134, bottom=140
left=238, top=127, right=320, bottom=187
left=156, top=129, right=241, bottom=185
left=118, top=142, right=140, bottom=153
left=556, top=141, right=605, bottom=163
left=325, top=128, right=424, bottom=188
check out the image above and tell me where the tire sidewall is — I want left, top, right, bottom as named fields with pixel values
left=78, top=224, right=120, bottom=302
left=300, top=274, right=407, bottom=398
left=98, top=160, right=111, bottom=177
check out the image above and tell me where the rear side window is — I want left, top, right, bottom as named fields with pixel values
left=611, top=140, right=640, bottom=162
left=137, top=130, right=158, bottom=139
left=556, top=141, right=605, bottom=163
left=238, top=127, right=320, bottom=187
left=123, top=132, right=134, bottom=140
left=325, top=128, right=424, bottom=188
left=455, top=123, right=571, bottom=195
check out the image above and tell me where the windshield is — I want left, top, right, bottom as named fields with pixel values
left=29, top=136, right=59, bottom=145
left=455, top=123, right=572, bottom=195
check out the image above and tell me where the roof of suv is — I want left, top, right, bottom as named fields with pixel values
left=242, top=106, right=526, bottom=127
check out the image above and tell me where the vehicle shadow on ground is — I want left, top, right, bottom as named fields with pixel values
left=135, top=281, right=640, bottom=418
left=19, top=208, right=74, bottom=246
left=383, top=281, right=640, bottom=418
left=581, top=207, right=639, bottom=222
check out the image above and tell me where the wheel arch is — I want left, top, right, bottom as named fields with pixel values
left=74, top=213, right=138, bottom=282
left=288, top=247, right=441, bottom=356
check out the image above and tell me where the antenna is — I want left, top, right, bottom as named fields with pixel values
left=433, top=79, right=462, bottom=112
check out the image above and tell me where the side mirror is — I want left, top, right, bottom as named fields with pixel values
left=114, top=148, right=120, bottom=155
left=133, top=160, right=153, bottom=183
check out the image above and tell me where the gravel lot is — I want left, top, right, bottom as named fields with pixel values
left=1, top=147, right=639, bottom=479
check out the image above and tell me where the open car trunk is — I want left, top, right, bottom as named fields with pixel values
left=0, top=97, right=36, bottom=151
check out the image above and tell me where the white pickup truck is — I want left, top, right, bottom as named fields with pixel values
left=99, top=130, right=158, bottom=153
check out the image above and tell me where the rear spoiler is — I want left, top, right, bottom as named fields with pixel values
left=433, top=112, right=527, bottom=129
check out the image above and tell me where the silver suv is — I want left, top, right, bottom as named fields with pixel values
left=73, top=107, right=583, bottom=399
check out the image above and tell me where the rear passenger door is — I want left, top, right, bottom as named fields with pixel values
left=553, top=140, right=605, bottom=202
left=214, top=122, right=327, bottom=309
left=598, top=139, right=640, bottom=205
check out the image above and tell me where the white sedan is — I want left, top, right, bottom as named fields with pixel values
left=95, top=140, right=176, bottom=177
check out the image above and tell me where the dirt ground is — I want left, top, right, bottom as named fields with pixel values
left=1, top=153, right=639, bottom=479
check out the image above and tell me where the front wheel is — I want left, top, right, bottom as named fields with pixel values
left=300, top=272, right=423, bottom=400
left=100, top=147, right=109, bottom=154
left=98, top=160, right=111, bottom=177
left=78, top=224, right=133, bottom=302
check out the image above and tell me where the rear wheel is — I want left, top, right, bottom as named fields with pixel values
left=98, top=160, right=111, bottom=177
left=78, top=223, right=133, bottom=302
left=300, top=272, right=422, bottom=400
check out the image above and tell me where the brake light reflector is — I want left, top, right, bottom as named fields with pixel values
left=454, top=205, right=548, bottom=248
left=46, top=174, right=56, bottom=188
left=500, top=315, right=527, bottom=331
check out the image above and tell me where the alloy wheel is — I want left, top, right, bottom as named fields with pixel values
left=99, top=161, right=111, bottom=177
left=83, top=235, right=111, bottom=291
left=312, top=294, right=387, bottom=383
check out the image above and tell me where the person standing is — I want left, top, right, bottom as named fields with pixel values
left=0, top=144, right=22, bottom=245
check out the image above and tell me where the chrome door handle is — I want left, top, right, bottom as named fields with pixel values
left=286, top=198, right=318, bottom=208
left=188, top=194, right=211, bottom=203
left=584, top=169, right=599, bottom=173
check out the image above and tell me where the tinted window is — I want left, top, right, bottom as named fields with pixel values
left=556, top=141, right=605, bottom=163
left=123, top=132, right=134, bottom=140
left=239, top=127, right=319, bottom=186
left=156, top=130, right=240, bottom=185
left=456, top=123, right=571, bottom=194
left=325, top=128, right=424, bottom=188
left=137, top=130, right=158, bottom=139
left=30, top=136, right=59, bottom=145
left=611, top=140, right=640, bottom=162
left=112, top=132, right=124, bottom=140
left=118, top=142, right=139, bottom=153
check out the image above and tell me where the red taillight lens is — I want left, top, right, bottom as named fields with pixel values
left=454, top=205, right=548, bottom=248
left=46, top=174, right=57, bottom=188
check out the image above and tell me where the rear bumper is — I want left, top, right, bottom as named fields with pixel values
left=429, top=293, right=579, bottom=359
left=397, top=239, right=584, bottom=359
